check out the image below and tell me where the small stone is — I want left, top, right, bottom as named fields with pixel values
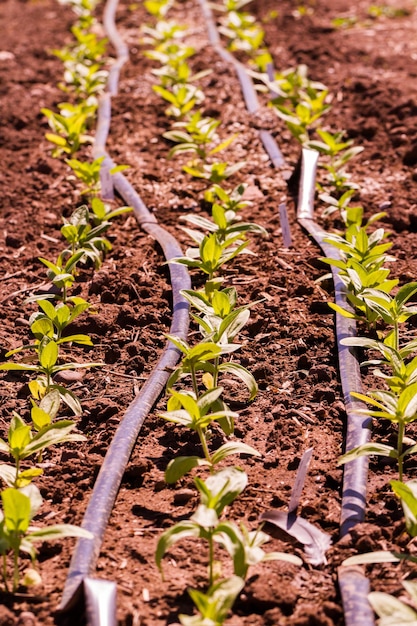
left=54, top=370, right=85, bottom=383
left=173, top=489, right=195, bottom=505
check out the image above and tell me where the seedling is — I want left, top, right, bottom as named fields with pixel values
left=219, top=10, right=265, bottom=53
left=157, top=466, right=300, bottom=623
left=272, top=90, right=330, bottom=145
left=0, top=333, right=101, bottom=412
left=254, top=64, right=327, bottom=108
left=61, top=62, right=108, bottom=99
left=368, top=580, right=417, bottom=626
left=153, top=83, right=204, bottom=118
left=141, top=20, right=187, bottom=45
left=183, top=160, right=246, bottom=183
left=60, top=205, right=112, bottom=268
left=89, top=196, right=133, bottom=225
left=66, top=156, right=105, bottom=195
left=322, top=215, right=397, bottom=325
left=144, top=0, right=173, bottom=18
left=163, top=112, right=222, bottom=159
left=54, top=25, right=108, bottom=65
left=367, top=5, right=410, bottom=19
left=0, top=486, right=92, bottom=592
left=0, top=411, right=85, bottom=489
left=331, top=16, right=358, bottom=29
left=308, top=129, right=364, bottom=192
left=179, top=576, right=245, bottom=626
left=170, top=231, right=252, bottom=280
left=319, top=189, right=362, bottom=220
left=29, top=298, right=91, bottom=342
left=42, top=100, right=97, bottom=157
left=203, top=183, right=251, bottom=211
left=181, top=203, right=266, bottom=244
left=37, top=250, right=86, bottom=303
left=251, top=64, right=330, bottom=144
left=145, top=41, right=195, bottom=66
left=161, top=386, right=259, bottom=482
left=57, top=0, right=100, bottom=27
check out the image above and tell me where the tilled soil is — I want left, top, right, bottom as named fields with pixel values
left=2, top=0, right=417, bottom=624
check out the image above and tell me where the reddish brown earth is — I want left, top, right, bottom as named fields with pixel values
left=2, top=0, right=417, bottom=624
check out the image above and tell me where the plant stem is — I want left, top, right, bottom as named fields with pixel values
left=14, top=458, right=20, bottom=488
left=197, top=425, right=211, bottom=464
left=191, top=363, right=199, bottom=399
left=212, top=356, right=219, bottom=388
left=208, top=533, right=214, bottom=587
left=393, top=321, right=399, bottom=353
left=2, top=555, right=9, bottom=593
left=398, top=420, right=405, bottom=482
left=12, top=547, right=19, bottom=592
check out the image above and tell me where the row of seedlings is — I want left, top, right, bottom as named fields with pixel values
left=140, top=2, right=303, bottom=624
left=0, top=0, right=132, bottom=596
left=207, top=1, right=417, bottom=622
left=219, top=3, right=417, bottom=620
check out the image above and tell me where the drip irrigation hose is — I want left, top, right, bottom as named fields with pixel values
left=297, top=148, right=374, bottom=626
left=59, top=0, right=191, bottom=616
left=197, top=0, right=286, bottom=169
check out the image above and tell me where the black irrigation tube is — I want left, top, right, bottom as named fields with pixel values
left=58, top=0, right=191, bottom=621
left=197, top=0, right=286, bottom=171
left=297, top=147, right=375, bottom=626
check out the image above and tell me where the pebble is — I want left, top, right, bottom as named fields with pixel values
left=173, top=489, right=195, bottom=505
left=54, top=370, right=85, bottom=383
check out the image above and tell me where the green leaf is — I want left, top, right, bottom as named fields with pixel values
left=211, top=442, right=261, bottom=465
left=27, top=524, right=93, bottom=542
left=338, top=442, right=397, bottom=465
left=191, top=504, right=219, bottom=529
left=21, top=421, right=85, bottom=459
left=218, top=363, right=258, bottom=401
left=327, top=302, right=356, bottom=318
left=9, top=415, right=32, bottom=455
left=391, top=479, right=417, bottom=537
left=39, top=340, right=58, bottom=370
left=398, top=382, right=417, bottom=422
left=2, top=488, right=31, bottom=534
left=197, top=387, right=224, bottom=416
left=156, top=521, right=201, bottom=570
left=186, top=342, right=223, bottom=364
left=39, top=389, right=60, bottom=420
left=0, top=363, right=39, bottom=372
left=196, top=467, right=247, bottom=515
left=31, top=405, right=51, bottom=431
left=395, top=282, right=417, bottom=309
left=52, top=384, right=82, bottom=416
left=165, top=456, right=209, bottom=483
left=57, top=334, right=93, bottom=346
left=0, top=464, right=18, bottom=487
left=342, top=550, right=404, bottom=566
left=31, top=318, right=54, bottom=339
left=368, top=590, right=417, bottom=624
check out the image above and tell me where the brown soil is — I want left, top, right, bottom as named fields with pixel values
left=1, top=0, right=417, bottom=624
